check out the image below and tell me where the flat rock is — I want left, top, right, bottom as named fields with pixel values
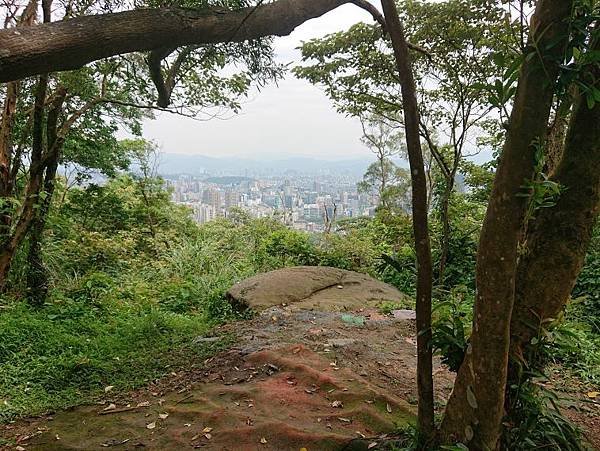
left=391, top=309, right=417, bottom=320
left=227, top=266, right=407, bottom=312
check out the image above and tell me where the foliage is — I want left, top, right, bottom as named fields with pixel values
left=430, top=286, right=472, bottom=372
left=0, top=176, right=416, bottom=420
left=503, top=378, right=588, bottom=451
left=572, top=223, right=600, bottom=332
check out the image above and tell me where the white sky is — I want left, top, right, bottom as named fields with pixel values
left=142, top=4, right=377, bottom=160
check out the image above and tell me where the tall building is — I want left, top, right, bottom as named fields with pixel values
left=202, top=188, right=222, bottom=209
left=224, top=190, right=240, bottom=209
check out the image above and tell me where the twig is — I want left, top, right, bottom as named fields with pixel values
left=98, top=406, right=139, bottom=416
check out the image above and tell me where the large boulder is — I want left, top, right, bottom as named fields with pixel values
left=227, top=266, right=407, bottom=312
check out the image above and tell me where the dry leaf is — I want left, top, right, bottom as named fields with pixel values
left=339, top=417, right=351, bottom=423
left=137, top=401, right=151, bottom=407
left=104, top=386, right=114, bottom=393
left=158, top=413, right=169, bottom=420
left=331, top=400, right=343, bottom=408
left=204, top=433, right=212, bottom=440
left=386, top=403, right=392, bottom=413
left=202, top=427, right=213, bottom=433
left=146, top=422, right=156, bottom=430
left=587, top=391, right=599, bottom=399
left=103, top=403, right=117, bottom=411
left=16, top=447, right=26, bottom=451
left=368, top=442, right=378, bottom=449
left=260, top=437, right=268, bottom=444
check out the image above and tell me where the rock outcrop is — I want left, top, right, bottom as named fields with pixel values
left=227, top=266, right=407, bottom=312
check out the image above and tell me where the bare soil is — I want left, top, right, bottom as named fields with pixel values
left=1, top=306, right=598, bottom=450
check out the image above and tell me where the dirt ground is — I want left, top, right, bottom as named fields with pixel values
left=1, top=306, right=598, bottom=450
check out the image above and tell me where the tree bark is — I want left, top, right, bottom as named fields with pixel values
left=438, top=172, right=456, bottom=286
left=380, top=0, right=434, bottom=442
left=0, top=74, right=48, bottom=289
left=0, top=0, right=377, bottom=83
left=439, top=0, right=573, bottom=448
left=510, top=49, right=600, bottom=375
left=0, top=81, right=18, bottom=233
left=26, top=86, right=66, bottom=306
left=544, top=98, right=572, bottom=177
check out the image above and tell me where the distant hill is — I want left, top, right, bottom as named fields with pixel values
left=156, top=153, right=380, bottom=177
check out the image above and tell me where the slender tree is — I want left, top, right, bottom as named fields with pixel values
left=380, top=0, right=434, bottom=441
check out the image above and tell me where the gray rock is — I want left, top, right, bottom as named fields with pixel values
left=226, top=266, right=407, bottom=312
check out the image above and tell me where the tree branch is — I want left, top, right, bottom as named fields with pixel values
left=0, top=0, right=355, bottom=82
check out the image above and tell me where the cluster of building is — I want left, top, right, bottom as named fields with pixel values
left=165, top=174, right=378, bottom=231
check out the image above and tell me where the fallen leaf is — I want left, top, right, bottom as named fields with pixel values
left=202, top=427, right=213, bottom=433
left=204, top=433, right=212, bottom=440
left=260, top=437, right=268, bottom=444
left=339, top=417, right=351, bottom=423
left=368, top=442, right=378, bottom=449
left=587, top=391, right=599, bottom=399
left=103, top=403, right=117, bottom=411
left=386, top=403, right=392, bottom=413
left=158, top=413, right=169, bottom=420
left=16, top=447, right=26, bottom=451
left=104, top=386, right=114, bottom=393
left=331, top=400, right=343, bottom=408
left=184, top=423, right=191, bottom=427
left=137, top=401, right=151, bottom=407
left=146, top=422, right=156, bottom=430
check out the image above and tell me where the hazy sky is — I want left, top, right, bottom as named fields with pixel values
left=142, top=4, right=377, bottom=160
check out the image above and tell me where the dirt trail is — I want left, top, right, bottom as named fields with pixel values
left=0, top=306, right=455, bottom=451
left=2, top=305, right=598, bottom=450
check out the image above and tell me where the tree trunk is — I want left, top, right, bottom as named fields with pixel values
left=544, top=99, right=572, bottom=177
left=438, top=173, right=456, bottom=286
left=26, top=85, right=66, bottom=306
left=380, top=0, right=434, bottom=442
left=26, top=160, right=58, bottom=306
left=0, top=0, right=385, bottom=83
left=0, top=81, right=18, bottom=235
left=439, top=1, right=573, bottom=448
left=509, top=59, right=600, bottom=375
left=0, top=74, right=48, bottom=291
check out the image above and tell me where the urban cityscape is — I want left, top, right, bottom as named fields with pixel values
left=165, top=171, right=379, bottom=232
